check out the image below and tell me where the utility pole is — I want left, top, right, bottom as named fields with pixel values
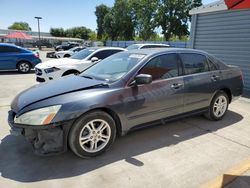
left=34, top=16, right=42, bottom=50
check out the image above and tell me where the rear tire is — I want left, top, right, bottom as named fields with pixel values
left=64, top=54, right=71, bottom=58
left=69, top=111, right=116, bottom=158
left=205, top=91, right=229, bottom=121
left=17, top=61, right=31, bottom=73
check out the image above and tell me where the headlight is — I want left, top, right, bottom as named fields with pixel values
left=44, top=67, right=60, bottom=73
left=14, top=105, right=61, bottom=125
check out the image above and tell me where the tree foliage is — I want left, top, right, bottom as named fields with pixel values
left=130, top=0, right=158, bottom=40
left=95, top=4, right=111, bottom=40
left=8, top=22, right=32, bottom=31
left=103, top=0, right=135, bottom=40
left=50, top=27, right=95, bottom=40
left=96, top=0, right=202, bottom=41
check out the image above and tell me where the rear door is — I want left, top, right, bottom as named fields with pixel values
left=125, top=53, right=185, bottom=126
left=179, top=53, right=213, bottom=112
left=0, top=46, right=20, bottom=70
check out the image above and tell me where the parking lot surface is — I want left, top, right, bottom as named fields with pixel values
left=0, top=52, right=250, bottom=188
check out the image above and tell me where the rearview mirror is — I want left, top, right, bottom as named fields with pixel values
left=91, top=57, right=99, bottom=62
left=133, top=74, right=152, bottom=85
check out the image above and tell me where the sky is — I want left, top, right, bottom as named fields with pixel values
left=0, top=0, right=216, bottom=32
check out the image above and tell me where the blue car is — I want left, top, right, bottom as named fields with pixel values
left=0, top=43, right=41, bottom=73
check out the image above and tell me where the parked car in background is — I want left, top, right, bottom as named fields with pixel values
left=35, top=47, right=125, bottom=82
left=55, top=42, right=80, bottom=51
left=126, top=43, right=169, bottom=50
left=55, top=46, right=85, bottom=58
left=9, top=48, right=243, bottom=158
left=0, top=43, right=41, bottom=73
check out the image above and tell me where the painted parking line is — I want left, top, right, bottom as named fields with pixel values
left=202, top=158, right=250, bottom=188
left=0, top=105, right=10, bottom=108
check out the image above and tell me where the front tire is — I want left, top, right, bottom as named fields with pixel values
left=69, top=111, right=116, bottom=158
left=205, top=91, right=229, bottom=121
left=17, top=61, right=31, bottom=73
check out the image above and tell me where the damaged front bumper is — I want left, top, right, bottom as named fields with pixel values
left=8, top=110, right=73, bottom=156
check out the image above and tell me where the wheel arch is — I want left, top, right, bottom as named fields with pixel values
left=220, top=88, right=232, bottom=103
left=71, top=107, right=123, bottom=137
left=62, top=69, right=80, bottom=76
left=16, top=60, right=32, bottom=69
left=209, top=87, right=232, bottom=105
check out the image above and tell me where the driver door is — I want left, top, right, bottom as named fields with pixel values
left=124, top=53, right=185, bottom=128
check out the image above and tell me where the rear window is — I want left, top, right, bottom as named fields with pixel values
left=180, top=53, right=209, bottom=75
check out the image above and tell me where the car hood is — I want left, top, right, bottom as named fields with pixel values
left=11, top=76, right=106, bottom=112
left=36, top=58, right=80, bottom=68
left=55, top=50, right=70, bottom=54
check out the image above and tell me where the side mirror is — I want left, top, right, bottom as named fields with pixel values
left=91, top=57, right=99, bottom=62
left=133, top=74, right=152, bottom=85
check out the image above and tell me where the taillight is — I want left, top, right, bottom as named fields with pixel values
left=240, top=72, right=243, bottom=80
left=33, top=52, right=39, bottom=58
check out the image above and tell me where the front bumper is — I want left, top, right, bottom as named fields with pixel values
left=8, top=110, right=73, bottom=156
left=35, top=67, right=62, bottom=83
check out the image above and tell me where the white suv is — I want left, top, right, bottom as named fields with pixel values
left=126, top=43, right=169, bottom=50
left=35, top=47, right=125, bottom=82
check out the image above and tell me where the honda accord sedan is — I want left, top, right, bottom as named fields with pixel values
left=8, top=48, right=243, bottom=158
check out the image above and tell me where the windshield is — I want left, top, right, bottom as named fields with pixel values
left=80, top=52, right=146, bottom=83
left=71, top=48, right=96, bottom=60
left=69, top=47, right=79, bottom=52
left=126, top=44, right=140, bottom=50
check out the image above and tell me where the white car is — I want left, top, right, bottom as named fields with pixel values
left=55, top=46, right=85, bottom=58
left=126, top=43, right=170, bottom=50
left=35, top=47, right=125, bottom=82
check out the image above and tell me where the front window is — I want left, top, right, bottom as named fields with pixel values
left=139, top=54, right=180, bottom=80
left=71, top=48, right=96, bottom=60
left=80, top=52, right=146, bottom=83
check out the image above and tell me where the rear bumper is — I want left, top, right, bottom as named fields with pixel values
left=8, top=110, right=73, bottom=156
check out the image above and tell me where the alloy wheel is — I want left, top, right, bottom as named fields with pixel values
left=78, top=119, right=111, bottom=153
left=19, top=63, right=30, bottom=73
left=213, top=95, right=227, bottom=118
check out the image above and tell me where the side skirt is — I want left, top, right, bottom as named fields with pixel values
left=125, top=108, right=208, bottom=135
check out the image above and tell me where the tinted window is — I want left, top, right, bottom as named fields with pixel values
left=207, top=58, right=218, bottom=71
left=180, top=53, right=209, bottom=75
left=91, top=49, right=123, bottom=60
left=0, top=46, right=20, bottom=53
left=139, top=54, right=179, bottom=80
left=71, top=48, right=97, bottom=60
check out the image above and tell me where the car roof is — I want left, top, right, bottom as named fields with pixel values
left=87, top=47, right=126, bottom=51
left=125, top=48, right=208, bottom=56
left=130, top=43, right=170, bottom=47
left=0, top=43, right=18, bottom=47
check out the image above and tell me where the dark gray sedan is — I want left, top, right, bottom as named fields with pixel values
left=8, top=48, right=243, bottom=158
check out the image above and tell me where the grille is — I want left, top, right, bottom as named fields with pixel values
left=35, top=68, right=42, bottom=76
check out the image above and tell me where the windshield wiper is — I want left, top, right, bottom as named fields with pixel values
left=82, top=75, right=94, bottom=79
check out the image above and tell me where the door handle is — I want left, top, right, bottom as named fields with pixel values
left=211, top=75, right=220, bottom=82
left=171, top=83, right=183, bottom=89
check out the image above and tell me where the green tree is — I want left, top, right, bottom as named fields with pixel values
left=50, top=27, right=95, bottom=40
left=102, top=0, right=135, bottom=40
left=156, top=0, right=202, bottom=41
left=95, top=4, right=111, bottom=40
left=65, top=27, right=92, bottom=40
left=8, top=22, right=31, bottom=31
left=130, top=0, right=158, bottom=40
left=50, top=28, right=65, bottom=37
left=103, top=11, right=118, bottom=40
